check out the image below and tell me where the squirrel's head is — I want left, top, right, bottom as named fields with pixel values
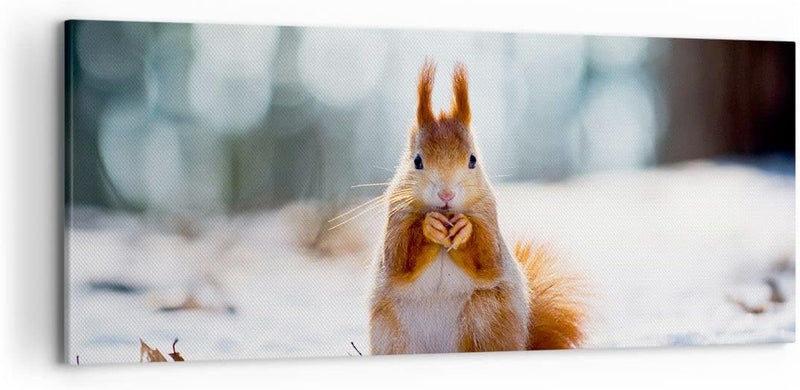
left=392, top=61, right=492, bottom=214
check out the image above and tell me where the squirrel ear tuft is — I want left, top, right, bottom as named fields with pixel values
left=451, top=62, right=470, bottom=126
left=417, top=60, right=436, bottom=129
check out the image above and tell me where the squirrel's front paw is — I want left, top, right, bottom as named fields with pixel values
left=446, top=214, right=473, bottom=251
left=423, top=212, right=452, bottom=247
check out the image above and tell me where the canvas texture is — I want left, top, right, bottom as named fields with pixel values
left=64, top=20, right=795, bottom=364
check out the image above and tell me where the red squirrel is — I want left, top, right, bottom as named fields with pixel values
left=369, top=61, right=585, bottom=354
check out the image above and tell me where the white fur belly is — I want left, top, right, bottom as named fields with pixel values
left=393, top=250, right=475, bottom=353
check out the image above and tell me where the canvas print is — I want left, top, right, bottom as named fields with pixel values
left=65, top=20, right=795, bottom=364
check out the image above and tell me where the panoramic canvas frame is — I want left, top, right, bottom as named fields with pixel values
left=65, top=20, right=795, bottom=364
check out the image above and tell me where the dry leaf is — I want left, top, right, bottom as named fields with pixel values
left=158, top=296, right=203, bottom=312
left=158, top=296, right=235, bottom=314
left=139, top=338, right=168, bottom=362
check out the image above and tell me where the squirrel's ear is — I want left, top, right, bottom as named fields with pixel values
left=417, top=60, right=436, bottom=129
left=451, top=63, right=470, bottom=126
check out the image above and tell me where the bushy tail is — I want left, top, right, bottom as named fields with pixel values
left=514, top=241, right=586, bottom=350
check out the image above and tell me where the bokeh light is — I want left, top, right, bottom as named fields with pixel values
left=588, top=36, right=650, bottom=70
left=298, top=28, right=389, bottom=108
left=76, top=22, right=150, bottom=90
left=142, top=120, right=184, bottom=209
left=73, top=22, right=669, bottom=211
left=582, top=76, right=658, bottom=170
left=188, top=25, right=280, bottom=132
left=97, top=101, right=151, bottom=206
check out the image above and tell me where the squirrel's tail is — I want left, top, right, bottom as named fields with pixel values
left=514, top=241, right=586, bottom=350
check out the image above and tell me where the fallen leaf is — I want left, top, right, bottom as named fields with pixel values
left=169, top=338, right=185, bottom=361
left=139, top=338, right=168, bottom=362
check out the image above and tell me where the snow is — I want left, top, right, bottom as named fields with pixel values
left=66, top=161, right=795, bottom=364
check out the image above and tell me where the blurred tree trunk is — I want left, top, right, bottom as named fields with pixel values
left=658, top=40, right=794, bottom=162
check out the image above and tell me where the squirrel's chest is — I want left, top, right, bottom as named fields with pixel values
left=393, top=250, right=475, bottom=353
left=401, top=249, right=476, bottom=298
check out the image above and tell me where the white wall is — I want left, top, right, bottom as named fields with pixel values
left=1, top=0, right=797, bottom=389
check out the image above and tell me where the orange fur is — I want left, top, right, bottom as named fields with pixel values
left=383, top=60, right=488, bottom=286
left=515, top=241, right=586, bottom=350
left=417, top=60, right=436, bottom=128
left=450, top=63, right=470, bottom=125
left=417, top=117, right=472, bottom=170
left=369, top=61, right=586, bottom=355
left=384, top=213, right=441, bottom=283
left=447, top=215, right=501, bottom=285
left=369, top=298, right=407, bottom=355
left=458, top=284, right=526, bottom=352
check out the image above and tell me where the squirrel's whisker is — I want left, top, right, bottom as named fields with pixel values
left=387, top=202, right=412, bottom=220
left=390, top=187, right=414, bottom=193
left=388, top=198, right=413, bottom=215
left=351, top=182, right=392, bottom=188
left=327, top=195, right=384, bottom=223
left=387, top=191, right=414, bottom=201
left=327, top=201, right=386, bottom=231
left=389, top=198, right=414, bottom=210
left=388, top=192, right=413, bottom=200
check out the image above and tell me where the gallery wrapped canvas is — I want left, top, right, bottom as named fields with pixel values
left=65, top=20, right=795, bottom=364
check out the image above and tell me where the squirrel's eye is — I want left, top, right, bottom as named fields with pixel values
left=468, top=154, right=477, bottom=169
left=414, top=154, right=424, bottom=170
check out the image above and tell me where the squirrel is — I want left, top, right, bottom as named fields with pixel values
left=368, top=61, right=585, bottom=354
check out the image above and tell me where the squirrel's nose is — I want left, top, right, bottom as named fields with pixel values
left=437, top=189, right=455, bottom=202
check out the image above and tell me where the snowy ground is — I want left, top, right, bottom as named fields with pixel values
left=66, top=161, right=795, bottom=364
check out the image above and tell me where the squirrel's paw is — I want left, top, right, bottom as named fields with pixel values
left=447, top=214, right=473, bottom=251
left=423, top=212, right=452, bottom=247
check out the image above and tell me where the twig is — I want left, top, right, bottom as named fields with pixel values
left=169, top=338, right=185, bottom=361
left=350, top=341, right=363, bottom=356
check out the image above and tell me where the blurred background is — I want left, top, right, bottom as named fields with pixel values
left=65, top=21, right=795, bottom=364
left=66, top=21, right=794, bottom=214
